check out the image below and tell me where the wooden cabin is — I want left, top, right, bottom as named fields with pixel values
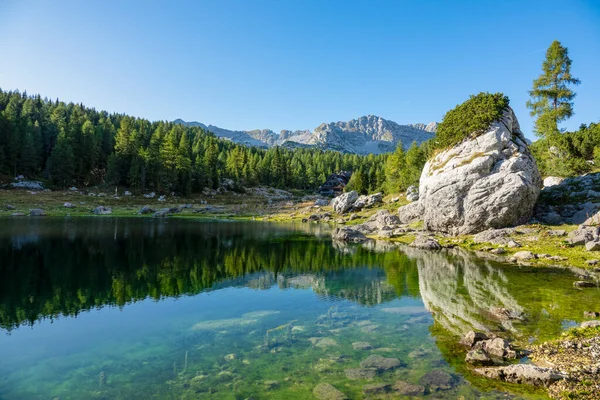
left=318, top=171, right=352, bottom=196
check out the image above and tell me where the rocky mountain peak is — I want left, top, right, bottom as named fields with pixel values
left=175, top=115, right=438, bottom=155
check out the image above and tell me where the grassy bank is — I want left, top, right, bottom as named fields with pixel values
left=3, top=187, right=600, bottom=272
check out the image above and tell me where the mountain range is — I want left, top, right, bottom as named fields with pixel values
left=173, top=115, right=437, bottom=155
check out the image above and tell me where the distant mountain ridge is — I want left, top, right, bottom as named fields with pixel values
left=173, top=115, right=437, bottom=155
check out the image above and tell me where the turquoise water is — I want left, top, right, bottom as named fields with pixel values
left=0, top=218, right=598, bottom=399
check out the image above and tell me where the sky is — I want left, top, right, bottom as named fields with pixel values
left=0, top=0, right=599, bottom=141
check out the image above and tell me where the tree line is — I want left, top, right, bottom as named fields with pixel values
left=0, top=89, right=391, bottom=194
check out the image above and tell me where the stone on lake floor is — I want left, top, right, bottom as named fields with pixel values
left=359, top=355, right=401, bottom=371
left=380, top=306, right=427, bottom=315
left=466, top=348, right=495, bottom=366
left=352, top=342, right=373, bottom=351
left=224, top=353, right=236, bottom=361
left=393, top=380, right=425, bottom=396
left=419, top=370, right=457, bottom=391
left=473, top=364, right=566, bottom=386
left=311, top=337, right=339, bottom=349
left=344, top=368, right=377, bottom=381
left=313, top=383, right=348, bottom=400
left=263, top=380, right=279, bottom=390
left=362, top=383, right=390, bottom=395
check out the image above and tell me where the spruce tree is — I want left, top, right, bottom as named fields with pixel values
left=527, top=40, right=580, bottom=138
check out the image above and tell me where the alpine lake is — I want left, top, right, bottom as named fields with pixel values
left=1, top=218, right=599, bottom=400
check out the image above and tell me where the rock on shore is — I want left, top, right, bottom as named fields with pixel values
left=399, top=107, right=541, bottom=235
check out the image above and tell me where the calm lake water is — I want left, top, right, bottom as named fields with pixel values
left=0, top=218, right=599, bottom=399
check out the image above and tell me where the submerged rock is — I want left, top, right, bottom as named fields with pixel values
left=473, top=364, right=566, bottom=386
left=352, top=342, right=373, bottom=351
left=419, top=370, right=456, bottom=391
left=344, top=368, right=377, bottom=381
left=359, top=355, right=401, bottom=371
left=362, top=383, right=390, bottom=395
left=313, top=383, right=348, bottom=400
left=393, top=380, right=425, bottom=396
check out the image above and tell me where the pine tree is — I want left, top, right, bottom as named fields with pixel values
left=527, top=40, right=580, bottom=138
left=47, top=130, right=74, bottom=187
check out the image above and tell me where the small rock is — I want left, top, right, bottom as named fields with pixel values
left=124, top=190, right=132, bottom=196
left=419, top=370, right=456, bottom=391
left=263, top=380, right=279, bottom=390
left=460, top=331, right=489, bottom=347
left=583, top=311, right=600, bottom=318
left=224, top=353, right=236, bottom=361
left=29, top=208, right=46, bottom=217
left=362, top=383, right=390, bottom=395
left=466, top=349, right=494, bottom=365
left=331, top=227, right=369, bottom=243
left=547, top=229, right=566, bottom=237
left=580, top=320, right=600, bottom=328
left=410, top=236, right=442, bottom=250
left=490, top=247, right=506, bottom=255
left=158, top=195, right=166, bottom=202
left=138, top=206, right=155, bottom=215
left=574, top=281, right=596, bottom=288
left=507, top=240, right=522, bottom=248
left=63, top=202, right=75, bottom=208
left=92, top=206, right=112, bottom=215
left=313, top=383, right=348, bottom=400
left=352, top=342, right=373, bottom=351
left=473, top=364, right=565, bottom=386
left=143, top=192, right=156, bottom=199
left=359, top=355, right=401, bottom=371
left=11, top=212, right=25, bottom=217
left=585, top=241, right=600, bottom=251
left=314, top=198, right=329, bottom=207
left=332, top=191, right=358, bottom=214
left=68, top=186, right=78, bottom=191
left=393, top=381, right=425, bottom=396
left=586, top=259, right=600, bottom=266
left=513, top=251, right=535, bottom=260
left=344, top=368, right=377, bottom=381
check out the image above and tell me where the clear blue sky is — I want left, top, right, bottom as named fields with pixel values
left=0, top=0, right=599, bottom=141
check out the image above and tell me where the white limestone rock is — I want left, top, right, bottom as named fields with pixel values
left=400, top=108, right=541, bottom=235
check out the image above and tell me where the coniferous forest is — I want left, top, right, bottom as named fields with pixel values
left=0, top=88, right=391, bottom=194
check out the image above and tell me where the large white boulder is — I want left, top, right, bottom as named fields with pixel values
left=403, top=108, right=541, bottom=235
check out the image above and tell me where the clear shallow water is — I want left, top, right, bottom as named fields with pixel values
left=0, top=218, right=599, bottom=399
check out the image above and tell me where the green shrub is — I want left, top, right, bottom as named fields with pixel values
left=434, top=92, right=510, bottom=150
